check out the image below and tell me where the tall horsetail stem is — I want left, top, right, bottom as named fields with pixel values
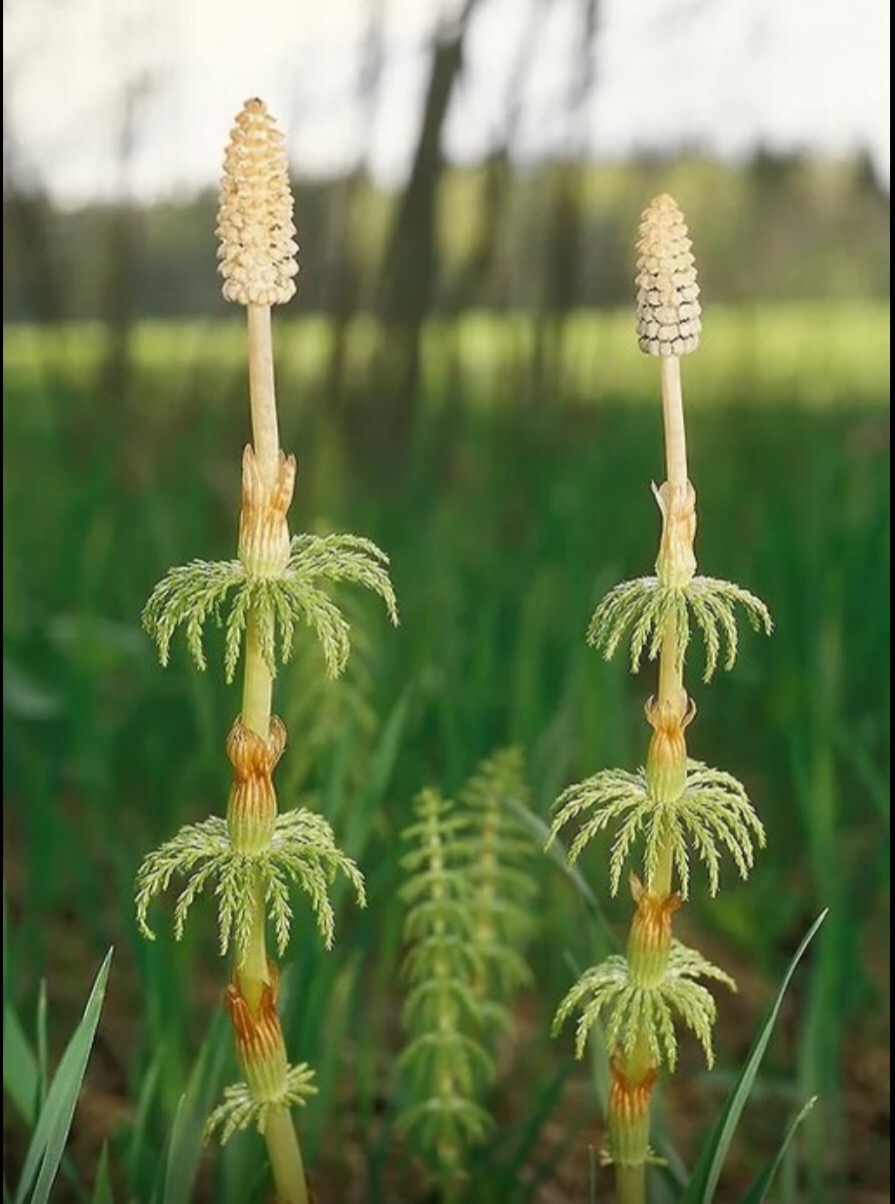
left=547, top=194, right=771, bottom=1204
left=217, top=99, right=307, bottom=1203
left=135, top=99, right=397, bottom=1203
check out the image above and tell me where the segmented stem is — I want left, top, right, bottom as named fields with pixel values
left=613, top=215, right=695, bottom=1195
left=238, top=301, right=307, bottom=1204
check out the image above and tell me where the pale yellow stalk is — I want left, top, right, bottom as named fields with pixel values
left=219, top=99, right=306, bottom=1204
left=612, top=194, right=703, bottom=1203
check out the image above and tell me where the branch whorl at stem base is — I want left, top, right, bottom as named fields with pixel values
left=547, top=760, right=766, bottom=898
left=134, top=808, right=365, bottom=961
left=205, top=1065, right=317, bottom=1145
left=142, top=531, right=399, bottom=681
left=588, top=574, right=772, bottom=682
left=552, top=941, right=734, bottom=1070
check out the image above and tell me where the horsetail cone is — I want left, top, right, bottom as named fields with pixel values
left=635, top=194, right=701, bottom=357
left=217, top=98, right=300, bottom=306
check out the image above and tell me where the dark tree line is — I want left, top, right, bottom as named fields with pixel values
left=4, top=151, right=888, bottom=328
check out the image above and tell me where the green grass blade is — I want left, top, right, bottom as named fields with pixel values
left=90, top=1145, right=115, bottom=1204
left=491, top=1060, right=574, bottom=1197
left=123, top=1055, right=161, bottom=1188
left=14, top=947, right=114, bottom=1204
left=3, top=1005, right=40, bottom=1127
left=342, top=688, right=411, bottom=861
left=680, top=910, right=827, bottom=1204
left=35, top=981, right=48, bottom=1110
left=3, top=891, right=10, bottom=1012
left=649, top=1077, right=688, bottom=1191
left=507, top=799, right=617, bottom=948
left=2, top=892, right=40, bottom=1127
left=740, top=1098, right=818, bottom=1204
left=160, top=1007, right=232, bottom=1204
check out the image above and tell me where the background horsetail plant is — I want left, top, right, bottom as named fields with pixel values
left=134, top=99, right=398, bottom=1204
left=547, top=195, right=772, bottom=1204
left=398, top=749, right=538, bottom=1198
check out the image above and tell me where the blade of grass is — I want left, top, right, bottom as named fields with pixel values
left=740, top=1098, right=817, bottom=1204
left=35, top=980, right=48, bottom=1110
left=123, top=1055, right=160, bottom=1188
left=160, top=1006, right=232, bottom=1204
left=3, top=1006, right=40, bottom=1127
left=507, top=799, right=617, bottom=949
left=491, top=1060, right=574, bottom=1197
left=3, top=894, right=40, bottom=1127
left=90, top=1145, right=115, bottom=1204
left=680, top=910, right=827, bottom=1204
left=14, top=947, right=113, bottom=1204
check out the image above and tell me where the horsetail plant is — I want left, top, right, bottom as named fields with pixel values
left=547, top=195, right=772, bottom=1204
left=398, top=750, right=538, bottom=1197
left=134, top=99, right=397, bottom=1204
left=459, top=748, right=539, bottom=1029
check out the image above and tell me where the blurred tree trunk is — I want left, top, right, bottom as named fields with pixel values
left=2, top=111, right=66, bottom=326
left=99, top=77, right=150, bottom=408
left=326, top=0, right=385, bottom=416
left=530, top=0, right=599, bottom=405
left=2, top=187, right=65, bottom=323
left=324, top=177, right=362, bottom=413
left=446, top=0, right=551, bottom=309
left=531, top=163, right=579, bottom=403
left=372, top=0, right=480, bottom=463
left=100, top=201, right=142, bottom=405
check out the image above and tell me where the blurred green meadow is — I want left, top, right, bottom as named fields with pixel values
left=2, top=304, right=890, bottom=1202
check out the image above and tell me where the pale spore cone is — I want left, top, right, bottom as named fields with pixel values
left=217, top=98, right=299, bottom=306
left=635, top=193, right=701, bottom=356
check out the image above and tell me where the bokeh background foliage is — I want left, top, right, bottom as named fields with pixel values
left=2, top=1, right=890, bottom=1199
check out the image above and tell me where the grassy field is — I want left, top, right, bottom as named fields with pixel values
left=2, top=305, right=890, bottom=1203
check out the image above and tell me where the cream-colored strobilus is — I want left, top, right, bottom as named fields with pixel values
left=135, top=100, right=398, bottom=1204
left=547, top=195, right=772, bottom=1204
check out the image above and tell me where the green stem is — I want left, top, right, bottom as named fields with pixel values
left=657, top=627, right=685, bottom=720
left=616, top=1165, right=646, bottom=1204
left=651, top=841, right=674, bottom=901
left=265, top=1108, right=309, bottom=1204
left=236, top=612, right=275, bottom=1014
left=660, top=356, right=686, bottom=488
left=625, top=1030, right=654, bottom=1085
left=652, top=626, right=685, bottom=900
left=237, top=879, right=269, bottom=1013
left=241, top=616, right=274, bottom=736
left=234, top=300, right=307, bottom=1204
left=613, top=357, right=691, bottom=1196
left=247, top=304, right=280, bottom=484
left=653, top=348, right=689, bottom=898
left=611, top=1026, right=653, bottom=1198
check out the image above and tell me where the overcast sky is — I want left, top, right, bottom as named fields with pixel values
left=3, top=0, right=890, bottom=204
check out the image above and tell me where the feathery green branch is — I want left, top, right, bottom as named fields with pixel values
left=553, top=942, right=735, bottom=1069
left=135, top=809, right=365, bottom=961
left=142, top=532, right=398, bottom=682
left=588, top=575, right=772, bottom=681
left=548, top=761, right=765, bottom=897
